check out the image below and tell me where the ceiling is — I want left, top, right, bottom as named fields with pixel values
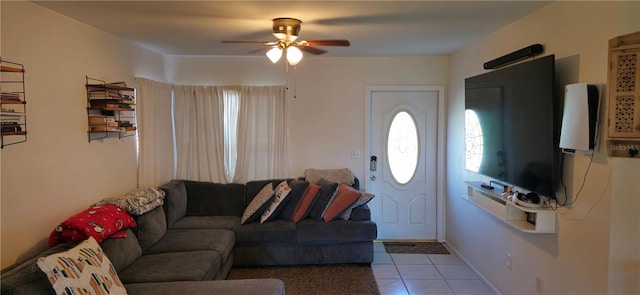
left=34, top=1, right=551, bottom=57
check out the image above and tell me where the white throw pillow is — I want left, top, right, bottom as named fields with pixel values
left=260, top=181, right=292, bottom=223
left=241, top=183, right=275, bottom=224
left=37, top=236, right=128, bottom=295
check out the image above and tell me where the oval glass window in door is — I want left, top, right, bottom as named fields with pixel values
left=387, top=111, right=419, bottom=184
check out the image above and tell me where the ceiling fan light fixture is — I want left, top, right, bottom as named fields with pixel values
left=273, top=33, right=298, bottom=42
left=286, top=46, right=303, bottom=65
left=266, top=47, right=282, bottom=63
left=272, top=18, right=301, bottom=36
left=222, top=17, right=349, bottom=66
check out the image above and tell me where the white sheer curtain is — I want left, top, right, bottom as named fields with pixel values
left=135, top=77, right=174, bottom=187
left=233, top=85, right=288, bottom=183
left=173, top=85, right=228, bottom=183
left=223, top=90, right=239, bottom=182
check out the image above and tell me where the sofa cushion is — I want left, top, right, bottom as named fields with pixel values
left=184, top=181, right=247, bottom=216
left=235, top=220, right=297, bottom=244
left=142, top=228, right=235, bottom=263
left=100, top=229, right=143, bottom=272
left=118, top=251, right=221, bottom=283
left=37, top=237, right=128, bottom=295
left=296, top=219, right=378, bottom=243
left=279, top=180, right=309, bottom=220
left=322, top=183, right=363, bottom=222
left=171, top=215, right=240, bottom=231
left=292, top=183, right=320, bottom=222
left=125, top=279, right=285, bottom=295
left=159, top=180, right=188, bottom=227
left=307, top=180, right=338, bottom=221
left=241, top=183, right=274, bottom=224
left=260, top=181, right=292, bottom=223
left=134, top=206, right=167, bottom=250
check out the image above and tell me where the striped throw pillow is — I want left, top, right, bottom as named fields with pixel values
left=37, top=236, right=127, bottom=295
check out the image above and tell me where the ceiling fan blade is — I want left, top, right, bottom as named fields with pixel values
left=248, top=47, right=271, bottom=55
left=304, top=40, right=351, bottom=47
left=221, top=40, right=274, bottom=45
left=299, top=46, right=327, bottom=55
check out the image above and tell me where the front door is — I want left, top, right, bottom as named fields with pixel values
left=367, top=87, right=441, bottom=240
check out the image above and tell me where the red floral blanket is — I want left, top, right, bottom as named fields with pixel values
left=48, top=204, right=137, bottom=247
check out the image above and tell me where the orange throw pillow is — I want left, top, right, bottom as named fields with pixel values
left=322, top=183, right=362, bottom=222
left=292, top=183, right=320, bottom=222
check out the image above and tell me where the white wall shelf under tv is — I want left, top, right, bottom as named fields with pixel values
left=461, top=181, right=556, bottom=234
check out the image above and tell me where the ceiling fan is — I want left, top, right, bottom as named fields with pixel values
left=222, top=18, right=350, bottom=65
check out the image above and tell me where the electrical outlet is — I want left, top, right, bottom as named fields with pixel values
left=351, top=150, right=361, bottom=159
left=506, top=253, right=512, bottom=270
left=536, top=277, right=543, bottom=294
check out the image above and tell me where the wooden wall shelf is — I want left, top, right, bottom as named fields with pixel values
left=1, top=59, right=28, bottom=148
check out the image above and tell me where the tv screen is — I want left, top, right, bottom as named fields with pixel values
left=465, top=55, right=560, bottom=198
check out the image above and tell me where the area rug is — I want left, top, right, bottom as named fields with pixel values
left=383, top=241, right=450, bottom=254
left=227, top=264, right=380, bottom=295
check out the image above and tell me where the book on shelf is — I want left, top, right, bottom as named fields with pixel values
left=88, top=116, right=116, bottom=124
left=88, top=114, right=115, bottom=118
left=89, top=91, right=123, bottom=99
left=101, top=110, right=116, bottom=116
left=88, top=98, right=121, bottom=103
left=121, top=98, right=135, bottom=104
left=1, top=92, right=21, bottom=100
left=89, top=103, right=133, bottom=110
left=119, top=121, right=133, bottom=128
left=109, top=81, right=128, bottom=87
left=90, top=125, right=120, bottom=132
left=90, top=122, right=118, bottom=127
left=1, top=112, right=25, bottom=118
left=1, top=122, right=22, bottom=133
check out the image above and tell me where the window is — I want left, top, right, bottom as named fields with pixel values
left=387, top=111, right=419, bottom=184
left=223, top=90, right=239, bottom=182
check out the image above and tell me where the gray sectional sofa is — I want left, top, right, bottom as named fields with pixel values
left=1, top=178, right=377, bottom=294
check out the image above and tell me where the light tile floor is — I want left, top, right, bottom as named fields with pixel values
left=373, top=242, right=495, bottom=295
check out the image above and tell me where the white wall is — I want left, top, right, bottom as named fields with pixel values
left=0, top=2, right=165, bottom=268
left=165, top=55, right=449, bottom=182
left=447, top=2, right=640, bottom=295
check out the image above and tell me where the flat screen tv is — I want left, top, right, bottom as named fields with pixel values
left=464, top=54, right=560, bottom=198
